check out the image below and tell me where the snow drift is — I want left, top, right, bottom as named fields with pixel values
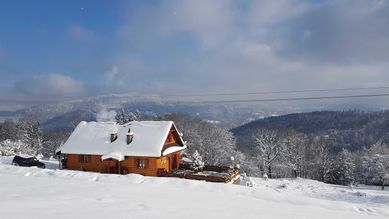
left=0, top=156, right=388, bottom=219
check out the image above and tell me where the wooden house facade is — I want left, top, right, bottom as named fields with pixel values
left=57, top=121, right=186, bottom=176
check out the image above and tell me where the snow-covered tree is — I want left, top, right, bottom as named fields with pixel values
left=17, top=116, right=43, bottom=156
left=156, top=113, right=241, bottom=166
left=329, top=149, right=355, bottom=185
left=115, top=109, right=142, bottom=125
left=0, top=140, right=31, bottom=156
left=41, top=131, right=71, bottom=158
left=361, top=142, right=389, bottom=190
left=253, top=129, right=284, bottom=178
left=307, top=136, right=334, bottom=182
left=362, top=154, right=389, bottom=190
left=191, top=150, right=204, bottom=171
left=368, top=141, right=389, bottom=155
left=0, top=120, right=18, bottom=141
left=281, top=129, right=307, bottom=178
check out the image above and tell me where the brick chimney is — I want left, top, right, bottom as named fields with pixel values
left=110, top=133, right=118, bottom=143
left=126, top=132, right=134, bottom=144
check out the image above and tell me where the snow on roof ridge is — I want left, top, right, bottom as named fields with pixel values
left=59, top=120, right=184, bottom=157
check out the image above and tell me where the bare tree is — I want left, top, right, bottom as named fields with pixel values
left=282, top=129, right=307, bottom=178
left=362, top=142, right=389, bottom=190
left=363, top=154, right=389, bottom=190
left=0, top=120, right=18, bottom=141
left=156, top=113, right=241, bottom=166
left=17, top=116, right=43, bottom=156
left=253, top=129, right=284, bottom=178
left=328, top=149, right=355, bottom=185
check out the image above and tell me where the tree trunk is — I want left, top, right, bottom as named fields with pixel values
left=293, top=169, right=298, bottom=178
left=382, top=182, right=385, bottom=191
left=268, top=165, right=272, bottom=178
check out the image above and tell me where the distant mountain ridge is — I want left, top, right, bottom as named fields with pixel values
left=4, top=93, right=389, bottom=137
left=232, top=110, right=389, bottom=152
left=0, top=95, right=283, bottom=130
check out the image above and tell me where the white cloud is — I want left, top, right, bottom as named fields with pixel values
left=46, top=74, right=84, bottom=95
left=248, top=0, right=313, bottom=25
left=106, top=0, right=389, bottom=96
left=16, top=74, right=84, bottom=98
left=102, top=60, right=155, bottom=92
left=168, top=0, right=235, bottom=49
left=2, top=0, right=389, bottom=110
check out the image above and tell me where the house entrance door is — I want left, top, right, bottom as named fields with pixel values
left=104, top=159, right=119, bottom=174
left=172, top=154, right=177, bottom=170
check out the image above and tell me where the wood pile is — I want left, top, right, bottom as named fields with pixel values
left=158, top=164, right=240, bottom=183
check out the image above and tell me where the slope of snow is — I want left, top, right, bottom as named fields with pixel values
left=0, top=156, right=388, bottom=219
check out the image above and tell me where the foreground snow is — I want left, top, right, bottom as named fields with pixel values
left=0, top=157, right=388, bottom=219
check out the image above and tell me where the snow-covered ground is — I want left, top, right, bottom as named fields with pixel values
left=0, top=156, right=388, bottom=219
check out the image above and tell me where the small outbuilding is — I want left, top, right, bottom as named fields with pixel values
left=57, top=121, right=186, bottom=176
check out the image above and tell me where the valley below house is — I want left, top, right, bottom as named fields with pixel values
left=0, top=156, right=388, bottom=219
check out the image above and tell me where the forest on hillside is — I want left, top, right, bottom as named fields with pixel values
left=233, top=110, right=389, bottom=152
left=0, top=110, right=388, bottom=188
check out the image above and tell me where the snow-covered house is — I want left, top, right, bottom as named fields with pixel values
left=57, top=121, right=187, bottom=176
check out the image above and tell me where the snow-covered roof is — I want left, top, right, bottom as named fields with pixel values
left=58, top=121, right=186, bottom=158
left=162, top=146, right=185, bottom=156
left=101, top=152, right=125, bottom=161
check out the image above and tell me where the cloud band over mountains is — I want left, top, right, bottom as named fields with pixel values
left=0, top=0, right=389, bottom=108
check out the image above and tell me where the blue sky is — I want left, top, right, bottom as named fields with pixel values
left=0, top=0, right=122, bottom=83
left=1, top=0, right=389, bottom=107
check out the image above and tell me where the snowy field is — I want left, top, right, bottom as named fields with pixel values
left=0, top=156, right=388, bottom=219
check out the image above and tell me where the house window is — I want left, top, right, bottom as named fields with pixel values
left=137, top=159, right=148, bottom=169
left=161, top=157, right=167, bottom=164
left=79, top=155, right=91, bottom=163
